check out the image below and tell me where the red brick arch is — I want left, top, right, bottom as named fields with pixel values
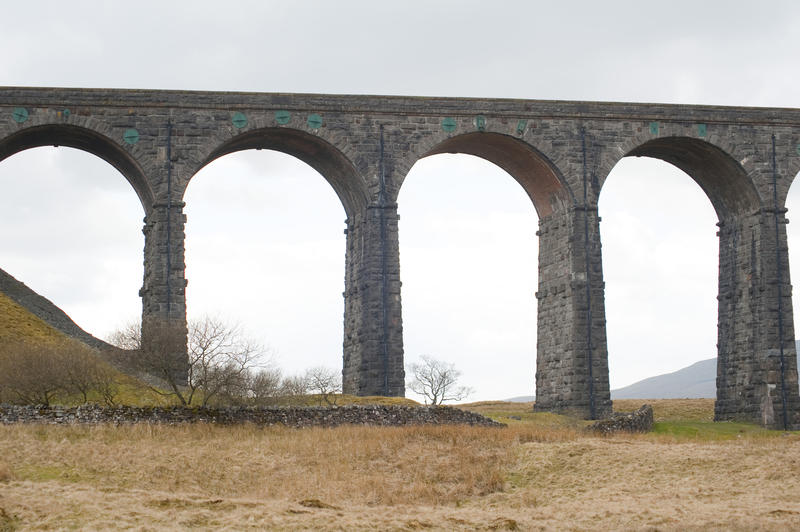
left=399, top=131, right=574, bottom=218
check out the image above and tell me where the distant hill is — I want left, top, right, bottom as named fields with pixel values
left=509, top=345, right=800, bottom=402
left=610, top=358, right=716, bottom=399
left=506, top=360, right=717, bottom=403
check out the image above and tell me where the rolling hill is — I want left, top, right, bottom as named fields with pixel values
left=510, top=345, right=800, bottom=401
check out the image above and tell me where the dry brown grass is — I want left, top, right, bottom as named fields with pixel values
left=0, top=460, right=12, bottom=482
left=462, top=398, right=717, bottom=424
left=2, top=413, right=800, bottom=530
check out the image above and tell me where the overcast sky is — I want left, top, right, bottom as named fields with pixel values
left=1, top=1, right=800, bottom=402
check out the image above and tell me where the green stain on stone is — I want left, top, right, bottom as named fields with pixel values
left=441, top=117, right=457, bottom=133
left=307, top=113, right=323, bottom=129
left=649, top=122, right=659, bottom=135
left=232, top=112, right=248, bottom=128
left=474, top=115, right=487, bottom=131
left=516, top=119, right=527, bottom=136
left=123, top=128, right=139, bottom=145
left=275, top=110, right=291, bottom=125
left=697, top=124, right=707, bottom=137
left=12, top=107, right=28, bottom=123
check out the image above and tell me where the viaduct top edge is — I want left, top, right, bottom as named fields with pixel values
left=1, top=86, right=799, bottom=125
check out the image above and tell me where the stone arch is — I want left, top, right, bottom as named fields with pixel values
left=0, top=123, right=154, bottom=213
left=598, top=135, right=762, bottom=219
left=786, top=145, right=800, bottom=209
left=402, top=131, right=573, bottom=218
left=187, top=127, right=367, bottom=219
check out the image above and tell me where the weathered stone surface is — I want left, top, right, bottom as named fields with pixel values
left=587, top=405, right=654, bottom=434
left=0, top=404, right=503, bottom=428
left=1, top=87, right=799, bottom=426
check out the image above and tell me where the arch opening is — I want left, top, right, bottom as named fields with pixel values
left=599, top=155, right=719, bottom=394
left=183, top=149, right=347, bottom=379
left=195, top=128, right=366, bottom=218
left=398, top=152, right=539, bottom=402
left=0, top=146, right=145, bottom=339
left=626, top=137, right=761, bottom=219
left=785, top=170, right=800, bottom=346
left=0, top=124, right=153, bottom=211
left=422, top=132, right=572, bottom=217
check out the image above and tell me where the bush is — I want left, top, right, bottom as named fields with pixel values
left=0, top=339, right=121, bottom=406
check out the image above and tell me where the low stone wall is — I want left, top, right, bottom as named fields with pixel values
left=0, top=404, right=504, bottom=428
left=586, top=404, right=654, bottom=434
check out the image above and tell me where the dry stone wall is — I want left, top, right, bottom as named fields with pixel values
left=587, top=404, right=654, bottom=434
left=0, top=404, right=502, bottom=428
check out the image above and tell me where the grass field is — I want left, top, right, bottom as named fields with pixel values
left=2, top=399, right=800, bottom=530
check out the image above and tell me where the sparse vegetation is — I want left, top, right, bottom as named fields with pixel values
left=3, top=298, right=799, bottom=528
left=304, top=366, right=342, bottom=405
left=407, top=355, right=473, bottom=405
left=0, top=339, right=121, bottom=406
left=109, top=317, right=275, bottom=406
left=1, top=400, right=799, bottom=530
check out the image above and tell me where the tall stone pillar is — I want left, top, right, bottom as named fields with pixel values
left=716, top=209, right=800, bottom=428
left=342, top=203, right=405, bottom=396
left=534, top=205, right=611, bottom=419
left=139, top=201, right=188, bottom=381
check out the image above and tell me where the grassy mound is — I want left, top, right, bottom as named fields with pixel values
left=0, top=292, right=67, bottom=345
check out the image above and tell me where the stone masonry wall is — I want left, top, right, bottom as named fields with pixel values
left=0, top=404, right=503, bottom=428
left=2, top=87, right=800, bottom=425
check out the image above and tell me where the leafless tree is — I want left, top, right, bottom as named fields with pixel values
left=407, top=355, right=473, bottom=405
left=0, top=341, right=67, bottom=405
left=106, top=321, right=142, bottom=351
left=279, top=374, right=310, bottom=398
left=0, top=338, right=122, bottom=406
left=246, top=368, right=284, bottom=405
left=62, top=343, right=120, bottom=405
left=185, top=318, right=266, bottom=406
left=304, top=366, right=342, bottom=405
left=108, top=317, right=269, bottom=406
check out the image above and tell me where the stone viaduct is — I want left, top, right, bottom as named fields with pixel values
left=2, top=87, right=800, bottom=428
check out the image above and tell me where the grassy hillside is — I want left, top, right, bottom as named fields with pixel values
left=0, top=291, right=68, bottom=345
left=0, top=291, right=176, bottom=407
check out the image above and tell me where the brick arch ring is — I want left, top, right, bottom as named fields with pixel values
left=394, top=128, right=575, bottom=219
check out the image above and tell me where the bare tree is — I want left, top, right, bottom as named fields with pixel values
left=279, top=374, right=309, bottom=398
left=0, top=341, right=68, bottom=405
left=106, top=321, right=142, bottom=351
left=0, top=338, right=122, bottom=406
left=124, top=320, right=191, bottom=402
left=246, top=367, right=284, bottom=405
left=304, top=366, right=342, bottom=405
left=62, top=343, right=120, bottom=405
left=186, top=318, right=265, bottom=406
left=407, top=355, right=473, bottom=405
left=109, top=316, right=268, bottom=406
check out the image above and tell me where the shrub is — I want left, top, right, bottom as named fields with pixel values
left=0, top=339, right=120, bottom=406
